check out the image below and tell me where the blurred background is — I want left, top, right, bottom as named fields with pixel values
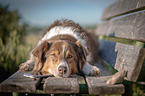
left=0, top=0, right=117, bottom=83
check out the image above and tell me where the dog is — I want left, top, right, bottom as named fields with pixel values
left=19, top=19, right=100, bottom=78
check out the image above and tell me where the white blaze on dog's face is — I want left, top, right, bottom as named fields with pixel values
left=43, top=41, right=79, bottom=77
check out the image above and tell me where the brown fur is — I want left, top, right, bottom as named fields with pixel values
left=32, top=41, right=52, bottom=72
left=31, top=40, right=86, bottom=76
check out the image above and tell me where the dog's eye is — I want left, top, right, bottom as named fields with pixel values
left=51, top=53, right=56, bottom=56
left=67, top=54, right=72, bottom=59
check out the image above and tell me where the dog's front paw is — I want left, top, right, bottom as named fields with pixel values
left=91, top=66, right=100, bottom=76
left=19, top=60, right=34, bottom=71
left=82, top=62, right=100, bottom=76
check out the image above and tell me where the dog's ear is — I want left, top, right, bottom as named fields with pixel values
left=31, top=41, right=52, bottom=72
left=76, top=40, right=88, bottom=59
left=75, top=40, right=88, bottom=75
left=32, top=41, right=50, bottom=58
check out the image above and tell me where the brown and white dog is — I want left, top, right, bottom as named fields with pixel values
left=19, top=19, right=100, bottom=78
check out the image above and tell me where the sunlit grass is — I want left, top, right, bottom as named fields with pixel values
left=25, top=33, right=41, bottom=47
left=0, top=32, right=41, bottom=82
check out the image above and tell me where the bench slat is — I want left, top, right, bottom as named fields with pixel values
left=43, top=76, right=79, bottom=94
left=99, top=40, right=145, bottom=82
left=0, top=70, right=41, bottom=93
left=86, top=76, right=125, bottom=95
left=102, top=0, right=145, bottom=20
left=96, top=10, right=145, bottom=42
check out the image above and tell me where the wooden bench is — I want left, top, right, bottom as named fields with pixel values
left=0, top=0, right=145, bottom=95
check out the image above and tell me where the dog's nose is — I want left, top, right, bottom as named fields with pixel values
left=58, top=66, right=67, bottom=74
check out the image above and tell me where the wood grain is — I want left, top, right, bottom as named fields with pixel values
left=102, top=0, right=145, bottom=20
left=86, top=76, right=125, bottom=95
left=98, top=40, right=145, bottom=82
left=0, top=70, right=41, bottom=93
left=97, top=10, right=145, bottom=42
left=43, top=76, right=79, bottom=94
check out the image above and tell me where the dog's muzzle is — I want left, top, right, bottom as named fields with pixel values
left=57, top=61, right=70, bottom=77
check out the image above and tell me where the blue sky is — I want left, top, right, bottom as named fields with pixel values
left=0, top=0, right=117, bottom=27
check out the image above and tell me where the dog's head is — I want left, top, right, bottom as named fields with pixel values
left=32, top=40, right=87, bottom=78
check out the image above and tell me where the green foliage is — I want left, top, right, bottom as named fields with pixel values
left=133, top=83, right=145, bottom=96
left=0, top=31, right=31, bottom=73
left=0, top=4, right=30, bottom=82
left=0, top=4, right=26, bottom=44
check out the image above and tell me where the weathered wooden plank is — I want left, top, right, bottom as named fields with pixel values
left=98, top=40, right=145, bottom=82
left=0, top=70, right=41, bottom=93
left=43, top=76, right=79, bottom=94
left=97, top=10, right=145, bottom=42
left=106, top=70, right=126, bottom=85
left=86, top=76, right=125, bottom=95
left=102, top=0, right=145, bottom=20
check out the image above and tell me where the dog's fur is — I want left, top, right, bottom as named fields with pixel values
left=19, top=19, right=100, bottom=77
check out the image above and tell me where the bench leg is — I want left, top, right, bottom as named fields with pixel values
left=122, top=80, right=133, bottom=96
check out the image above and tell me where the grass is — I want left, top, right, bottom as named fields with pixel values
left=0, top=32, right=41, bottom=82
left=25, top=33, right=41, bottom=47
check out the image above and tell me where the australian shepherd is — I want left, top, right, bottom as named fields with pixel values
left=19, top=19, right=100, bottom=78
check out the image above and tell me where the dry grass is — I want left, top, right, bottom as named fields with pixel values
left=25, top=33, right=42, bottom=47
